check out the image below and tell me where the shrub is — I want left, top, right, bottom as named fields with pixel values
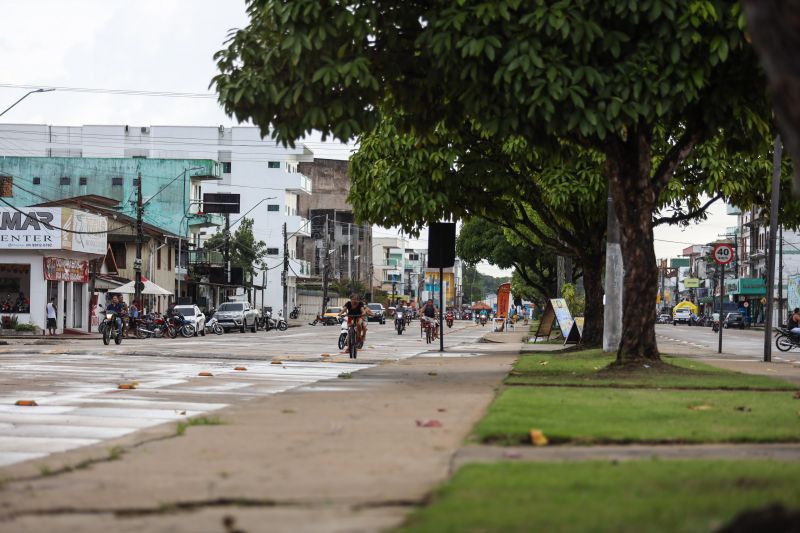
left=15, top=323, right=36, bottom=332
left=1, top=315, right=19, bottom=330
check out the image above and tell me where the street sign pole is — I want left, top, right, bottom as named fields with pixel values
left=718, top=262, right=724, bottom=354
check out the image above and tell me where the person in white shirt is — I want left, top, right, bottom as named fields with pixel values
left=46, top=298, right=57, bottom=335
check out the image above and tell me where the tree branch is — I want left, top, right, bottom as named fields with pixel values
left=651, top=124, right=707, bottom=194
left=653, top=193, right=722, bottom=227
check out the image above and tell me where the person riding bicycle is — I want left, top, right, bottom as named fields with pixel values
left=339, top=293, right=373, bottom=346
left=106, top=295, right=125, bottom=338
left=420, top=299, right=439, bottom=333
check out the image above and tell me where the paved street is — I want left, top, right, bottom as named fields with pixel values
left=0, top=320, right=484, bottom=469
left=656, top=323, right=800, bottom=364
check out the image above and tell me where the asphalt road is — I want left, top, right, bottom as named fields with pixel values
left=656, top=323, right=800, bottom=364
left=0, top=319, right=486, bottom=468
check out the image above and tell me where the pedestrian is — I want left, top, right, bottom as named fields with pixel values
left=46, top=298, right=57, bottom=335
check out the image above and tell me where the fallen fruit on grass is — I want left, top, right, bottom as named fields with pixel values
left=234, top=366, right=247, bottom=371
left=198, top=371, right=213, bottom=377
left=530, top=429, right=548, bottom=446
left=688, top=404, right=713, bottom=411
left=416, top=419, right=442, bottom=428
left=15, top=400, right=37, bottom=406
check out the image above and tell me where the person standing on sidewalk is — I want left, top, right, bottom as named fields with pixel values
left=45, top=298, right=57, bottom=335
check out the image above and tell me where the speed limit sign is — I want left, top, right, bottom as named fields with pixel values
left=712, top=243, right=734, bottom=265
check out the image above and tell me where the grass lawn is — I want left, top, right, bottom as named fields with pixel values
left=507, top=349, right=797, bottom=390
left=399, top=461, right=800, bottom=533
left=474, top=386, right=800, bottom=444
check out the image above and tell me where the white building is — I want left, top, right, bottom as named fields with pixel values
left=0, top=124, right=315, bottom=314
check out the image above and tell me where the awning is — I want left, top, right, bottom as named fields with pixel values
left=115, top=278, right=173, bottom=296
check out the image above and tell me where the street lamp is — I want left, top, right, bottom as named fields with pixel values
left=0, top=88, right=55, bottom=118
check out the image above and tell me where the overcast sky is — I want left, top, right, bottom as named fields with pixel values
left=0, top=0, right=736, bottom=277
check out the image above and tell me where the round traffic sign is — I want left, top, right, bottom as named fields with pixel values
left=712, top=243, right=734, bottom=265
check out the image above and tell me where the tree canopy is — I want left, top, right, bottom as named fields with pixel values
left=213, top=0, right=778, bottom=362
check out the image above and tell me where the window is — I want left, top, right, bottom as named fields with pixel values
left=112, top=177, right=123, bottom=186
left=0, top=176, right=11, bottom=197
left=268, top=161, right=281, bottom=169
left=267, top=204, right=280, bottom=212
left=59, top=176, right=70, bottom=185
left=32, top=177, right=41, bottom=185
left=79, top=177, right=87, bottom=186
left=267, top=248, right=280, bottom=255
left=341, top=225, right=351, bottom=236
left=110, top=242, right=127, bottom=268
left=157, top=248, right=162, bottom=269
left=0, top=264, right=30, bottom=312
left=222, top=161, right=232, bottom=173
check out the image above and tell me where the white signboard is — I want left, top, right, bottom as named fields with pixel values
left=0, top=207, right=106, bottom=253
left=0, top=207, right=61, bottom=249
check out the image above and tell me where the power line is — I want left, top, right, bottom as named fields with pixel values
left=0, top=83, right=216, bottom=99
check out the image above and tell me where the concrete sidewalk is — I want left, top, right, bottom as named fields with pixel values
left=0, top=345, right=518, bottom=532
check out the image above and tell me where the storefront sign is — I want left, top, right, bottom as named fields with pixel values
left=0, top=207, right=61, bottom=249
left=670, top=258, right=690, bottom=268
left=0, top=207, right=106, bottom=253
left=683, top=278, right=701, bottom=288
left=43, top=257, right=89, bottom=282
left=739, top=278, right=766, bottom=296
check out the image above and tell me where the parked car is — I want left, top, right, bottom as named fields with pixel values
left=366, top=303, right=386, bottom=324
left=723, top=312, right=746, bottom=329
left=173, top=304, right=206, bottom=336
left=214, top=301, right=259, bottom=333
left=672, top=308, right=693, bottom=326
left=657, top=313, right=672, bottom=324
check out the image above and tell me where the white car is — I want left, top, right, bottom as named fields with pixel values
left=173, top=304, right=206, bottom=336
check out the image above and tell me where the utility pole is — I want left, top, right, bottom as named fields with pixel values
left=223, top=213, right=231, bottom=302
left=322, top=215, right=330, bottom=318
left=282, top=222, right=289, bottom=319
left=134, top=172, right=144, bottom=307
left=603, top=194, right=623, bottom=352
left=347, top=222, right=353, bottom=292
left=764, top=135, right=782, bottom=363
left=778, top=224, right=784, bottom=325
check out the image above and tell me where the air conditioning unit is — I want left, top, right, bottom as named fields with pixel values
left=141, top=127, right=150, bottom=134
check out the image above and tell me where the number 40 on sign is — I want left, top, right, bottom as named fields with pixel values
left=712, top=243, right=734, bottom=265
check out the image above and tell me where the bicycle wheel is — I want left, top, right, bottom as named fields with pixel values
left=349, top=327, right=358, bottom=359
left=102, top=325, right=110, bottom=345
left=776, top=335, right=795, bottom=352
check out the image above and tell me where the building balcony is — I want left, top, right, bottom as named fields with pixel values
left=187, top=212, right=224, bottom=230
left=188, top=164, right=222, bottom=182
left=286, top=215, right=311, bottom=237
left=189, top=249, right=224, bottom=267
left=285, top=173, right=313, bottom=195
left=290, top=258, right=312, bottom=278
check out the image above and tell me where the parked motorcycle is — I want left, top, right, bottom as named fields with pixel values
left=775, top=327, right=800, bottom=352
left=167, top=313, right=195, bottom=338
left=395, top=309, right=405, bottom=335
left=101, top=310, right=123, bottom=345
left=134, top=313, right=168, bottom=338
left=205, top=316, right=224, bottom=335
left=263, top=310, right=288, bottom=332
left=446, top=311, right=454, bottom=328
left=289, top=305, right=301, bottom=319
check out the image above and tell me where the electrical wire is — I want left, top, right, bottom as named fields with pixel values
left=0, top=83, right=216, bottom=99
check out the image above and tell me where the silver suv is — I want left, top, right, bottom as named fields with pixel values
left=214, top=301, right=259, bottom=333
left=367, top=303, right=386, bottom=324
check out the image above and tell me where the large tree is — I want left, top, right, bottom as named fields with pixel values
left=213, top=0, right=772, bottom=362
left=456, top=218, right=557, bottom=303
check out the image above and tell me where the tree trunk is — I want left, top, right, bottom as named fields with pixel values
left=606, top=132, right=661, bottom=363
left=580, top=256, right=604, bottom=346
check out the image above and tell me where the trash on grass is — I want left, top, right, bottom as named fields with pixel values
left=529, top=429, right=548, bottom=446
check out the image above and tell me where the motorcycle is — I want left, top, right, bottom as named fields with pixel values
left=101, top=310, right=123, bottom=345
left=134, top=313, right=168, bottom=338
left=167, top=313, right=195, bottom=338
left=205, top=316, right=224, bottom=335
left=395, top=309, right=405, bottom=335
left=775, top=327, right=800, bottom=352
left=289, top=305, right=301, bottom=319
left=263, top=310, right=288, bottom=332
left=446, top=311, right=454, bottom=328
left=712, top=320, right=720, bottom=333
left=479, top=314, right=487, bottom=326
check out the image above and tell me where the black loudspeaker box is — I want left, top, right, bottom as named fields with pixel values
left=427, top=222, right=456, bottom=268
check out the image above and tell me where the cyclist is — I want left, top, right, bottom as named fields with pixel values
left=420, top=299, right=439, bottom=338
left=339, top=293, right=373, bottom=348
